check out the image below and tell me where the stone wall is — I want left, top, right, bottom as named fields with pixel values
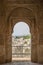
left=0, top=0, right=43, bottom=64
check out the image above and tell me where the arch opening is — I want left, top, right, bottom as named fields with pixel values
left=12, top=21, right=31, bottom=61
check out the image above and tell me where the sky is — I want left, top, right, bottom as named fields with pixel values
left=12, top=22, right=30, bottom=36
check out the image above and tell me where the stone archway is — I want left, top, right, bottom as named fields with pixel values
left=6, top=7, right=38, bottom=62
left=12, top=21, right=31, bottom=61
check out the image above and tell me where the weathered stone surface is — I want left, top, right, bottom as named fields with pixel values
left=37, top=45, right=43, bottom=63
left=1, top=62, right=43, bottom=65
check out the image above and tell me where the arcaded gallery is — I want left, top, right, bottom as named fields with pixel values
left=0, top=0, right=43, bottom=65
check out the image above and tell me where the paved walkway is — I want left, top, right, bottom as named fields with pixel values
left=1, top=62, right=43, bottom=65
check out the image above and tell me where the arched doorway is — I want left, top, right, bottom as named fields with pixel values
left=6, top=7, right=38, bottom=63
left=12, top=22, right=31, bottom=61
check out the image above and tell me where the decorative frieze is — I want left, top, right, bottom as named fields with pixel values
left=39, top=34, right=43, bottom=44
left=0, top=34, right=4, bottom=45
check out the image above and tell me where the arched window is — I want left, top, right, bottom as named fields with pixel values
left=12, top=22, right=31, bottom=61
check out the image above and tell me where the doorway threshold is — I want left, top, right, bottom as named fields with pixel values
left=12, top=58, right=31, bottom=62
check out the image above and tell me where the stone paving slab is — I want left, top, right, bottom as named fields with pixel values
left=1, top=62, right=43, bottom=65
